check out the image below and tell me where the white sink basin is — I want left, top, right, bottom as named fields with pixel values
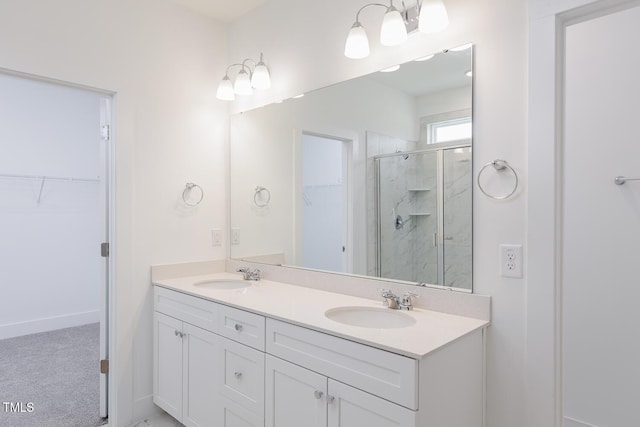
left=194, top=279, right=251, bottom=290
left=324, top=306, right=416, bottom=329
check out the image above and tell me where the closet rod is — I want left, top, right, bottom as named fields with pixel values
left=0, top=173, right=99, bottom=183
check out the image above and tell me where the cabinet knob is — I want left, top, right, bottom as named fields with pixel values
left=234, top=323, right=243, bottom=332
left=327, top=395, right=335, bottom=404
left=313, top=390, right=323, bottom=399
left=234, top=371, right=243, bottom=379
left=174, top=330, right=185, bottom=338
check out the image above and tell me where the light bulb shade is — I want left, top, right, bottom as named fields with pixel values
left=216, top=76, right=235, bottom=101
left=251, top=63, right=271, bottom=90
left=380, top=7, right=407, bottom=46
left=344, top=22, right=370, bottom=59
left=418, top=0, right=449, bottom=33
left=234, top=70, right=253, bottom=95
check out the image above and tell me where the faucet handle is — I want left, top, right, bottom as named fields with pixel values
left=399, top=292, right=419, bottom=310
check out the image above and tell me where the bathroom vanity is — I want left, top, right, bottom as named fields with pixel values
left=152, top=269, right=488, bottom=427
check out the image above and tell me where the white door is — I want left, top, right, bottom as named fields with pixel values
left=563, top=5, right=640, bottom=427
left=265, top=355, right=327, bottom=427
left=327, top=380, right=415, bottom=427
left=153, top=312, right=184, bottom=421
left=183, top=323, right=218, bottom=427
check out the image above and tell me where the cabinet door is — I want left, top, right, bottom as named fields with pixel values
left=183, top=323, right=219, bottom=427
left=153, top=312, right=184, bottom=421
left=265, top=355, right=327, bottom=427
left=328, top=380, right=416, bottom=427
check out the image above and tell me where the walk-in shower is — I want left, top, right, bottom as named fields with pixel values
left=374, top=145, right=472, bottom=289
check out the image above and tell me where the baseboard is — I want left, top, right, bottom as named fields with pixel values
left=564, top=416, right=600, bottom=427
left=0, top=310, right=100, bottom=339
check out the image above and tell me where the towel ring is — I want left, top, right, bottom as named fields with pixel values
left=182, top=182, right=204, bottom=206
left=254, top=186, right=271, bottom=207
left=477, top=159, right=518, bottom=200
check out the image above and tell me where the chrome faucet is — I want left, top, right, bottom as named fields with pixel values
left=378, top=289, right=400, bottom=309
left=236, top=267, right=261, bottom=281
left=379, top=289, right=419, bottom=310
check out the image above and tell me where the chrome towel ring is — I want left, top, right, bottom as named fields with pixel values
left=254, top=186, right=271, bottom=207
left=182, top=182, right=204, bottom=206
left=477, top=159, right=518, bottom=200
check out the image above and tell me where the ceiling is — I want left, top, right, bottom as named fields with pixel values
left=170, top=0, right=267, bottom=22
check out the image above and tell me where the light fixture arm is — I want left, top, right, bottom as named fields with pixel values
left=354, top=2, right=389, bottom=23
left=224, top=63, right=245, bottom=78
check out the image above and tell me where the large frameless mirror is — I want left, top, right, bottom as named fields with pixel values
left=229, top=43, right=473, bottom=291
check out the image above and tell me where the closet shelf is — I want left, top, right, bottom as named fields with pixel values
left=0, top=173, right=99, bottom=183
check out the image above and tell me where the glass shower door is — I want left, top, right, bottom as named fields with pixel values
left=376, top=151, right=439, bottom=283
left=442, top=147, right=472, bottom=289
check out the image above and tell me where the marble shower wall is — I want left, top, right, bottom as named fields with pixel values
left=367, top=131, right=472, bottom=289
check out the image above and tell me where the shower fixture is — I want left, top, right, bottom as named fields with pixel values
left=395, top=148, right=410, bottom=160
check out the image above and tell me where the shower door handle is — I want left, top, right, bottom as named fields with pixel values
left=433, top=232, right=438, bottom=247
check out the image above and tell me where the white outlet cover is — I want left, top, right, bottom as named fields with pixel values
left=500, top=244, right=523, bottom=278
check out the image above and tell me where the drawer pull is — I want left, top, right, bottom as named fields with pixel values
left=313, top=390, right=323, bottom=399
left=234, top=371, right=243, bottom=379
left=234, top=323, right=243, bottom=332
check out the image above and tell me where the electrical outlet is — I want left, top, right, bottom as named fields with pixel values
left=231, top=228, right=240, bottom=245
left=211, top=229, right=222, bottom=247
left=500, top=244, right=523, bottom=278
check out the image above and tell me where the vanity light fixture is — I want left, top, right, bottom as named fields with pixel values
left=216, top=52, right=271, bottom=101
left=344, top=0, right=449, bottom=59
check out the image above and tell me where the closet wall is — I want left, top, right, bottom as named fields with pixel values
left=0, top=73, right=102, bottom=339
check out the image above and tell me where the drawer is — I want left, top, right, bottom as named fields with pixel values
left=218, top=335, right=265, bottom=416
left=154, top=286, right=218, bottom=333
left=266, top=319, right=418, bottom=410
left=218, top=304, right=266, bottom=351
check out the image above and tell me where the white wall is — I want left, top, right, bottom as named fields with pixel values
left=228, top=1, right=528, bottom=427
left=0, top=74, right=102, bottom=339
left=0, top=1, right=229, bottom=424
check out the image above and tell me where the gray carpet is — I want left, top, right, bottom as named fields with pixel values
left=0, top=323, right=107, bottom=427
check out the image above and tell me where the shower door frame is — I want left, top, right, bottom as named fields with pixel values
left=374, top=142, right=472, bottom=287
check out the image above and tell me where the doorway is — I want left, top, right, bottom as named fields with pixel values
left=299, top=133, right=349, bottom=272
left=0, top=71, right=112, bottom=425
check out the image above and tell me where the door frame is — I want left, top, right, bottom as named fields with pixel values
left=526, top=1, right=640, bottom=426
left=0, top=67, right=117, bottom=424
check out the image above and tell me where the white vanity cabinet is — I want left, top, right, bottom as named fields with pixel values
left=265, top=354, right=416, bottom=427
left=153, top=286, right=265, bottom=427
left=153, top=285, right=485, bottom=427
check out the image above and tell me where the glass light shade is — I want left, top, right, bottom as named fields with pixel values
left=418, top=0, right=449, bottom=33
left=251, top=62, right=271, bottom=90
left=380, top=6, right=407, bottom=46
left=234, top=69, right=253, bottom=95
left=216, top=76, right=235, bottom=101
left=344, top=22, right=370, bottom=59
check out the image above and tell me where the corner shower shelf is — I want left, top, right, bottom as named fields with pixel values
left=409, top=212, right=432, bottom=216
left=407, top=188, right=432, bottom=192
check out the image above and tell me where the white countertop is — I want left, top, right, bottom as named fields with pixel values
left=153, top=272, right=489, bottom=360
